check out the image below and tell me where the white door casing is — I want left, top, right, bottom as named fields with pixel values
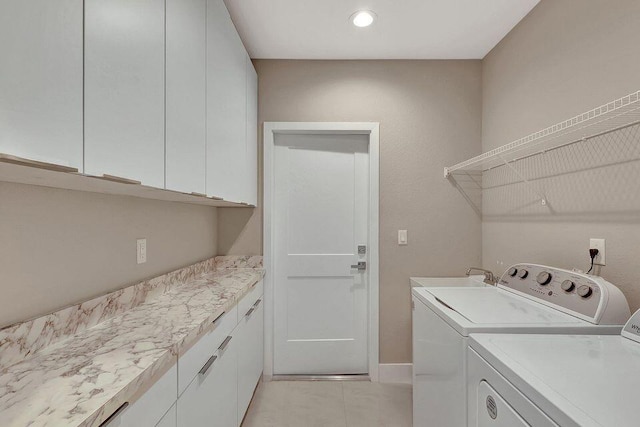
left=264, top=122, right=380, bottom=380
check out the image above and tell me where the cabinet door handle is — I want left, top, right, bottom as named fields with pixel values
left=0, top=153, right=78, bottom=173
left=245, top=307, right=254, bottom=318
left=99, top=402, right=129, bottom=426
left=218, top=335, right=232, bottom=352
left=199, top=354, right=218, bottom=376
left=99, top=174, right=142, bottom=185
left=212, top=311, right=225, bottom=326
left=253, top=299, right=262, bottom=308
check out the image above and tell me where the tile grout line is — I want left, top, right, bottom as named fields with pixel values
left=341, top=382, right=349, bottom=427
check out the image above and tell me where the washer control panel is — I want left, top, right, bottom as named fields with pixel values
left=622, top=308, right=640, bottom=343
left=499, top=264, right=603, bottom=322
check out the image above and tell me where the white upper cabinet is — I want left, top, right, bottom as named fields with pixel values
left=84, top=0, right=165, bottom=188
left=0, top=0, right=83, bottom=170
left=0, top=0, right=257, bottom=205
left=206, top=0, right=247, bottom=200
left=245, top=56, right=258, bottom=206
left=165, top=0, right=206, bottom=194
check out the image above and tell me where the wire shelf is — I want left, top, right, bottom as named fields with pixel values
left=444, top=90, right=640, bottom=178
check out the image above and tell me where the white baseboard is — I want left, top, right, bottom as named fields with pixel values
left=378, top=363, right=412, bottom=384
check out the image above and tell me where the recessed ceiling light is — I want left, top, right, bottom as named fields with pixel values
left=350, top=10, right=376, bottom=28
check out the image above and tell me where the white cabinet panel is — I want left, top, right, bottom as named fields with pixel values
left=237, top=300, right=263, bottom=424
left=85, top=0, right=165, bottom=187
left=206, top=0, right=247, bottom=201
left=165, top=0, right=206, bottom=194
left=102, top=363, right=178, bottom=427
left=245, top=56, right=258, bottom=205
left=177, top=306, right=237, bottom=395
left=0, top=0, right=83, bottom=169
left=237, top=280, right=263, bottom=320
left=156, top=403, right=177, bottom=427
left=177, top=331, right=238, bottom=427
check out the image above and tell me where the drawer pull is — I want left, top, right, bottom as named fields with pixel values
left=0, top=153, right=78, bottom=173
left=253, top=299, right=262, bottom=308
left=212, top=311, right=225, bottom=326
left=99, top=174, right=142, bottom=185
left=199, top=354, right=218, bottom=376
left=218, top=335, right=232, bottom=352
left=245, top=307, right=255, bottom=317
left=99, top=402, right=129, bottom=426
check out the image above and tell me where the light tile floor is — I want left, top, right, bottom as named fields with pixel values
left=241, top=381, right=412, bottom=427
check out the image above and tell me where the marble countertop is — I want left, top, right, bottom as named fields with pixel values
left=0, top=266, right=264, bottom=427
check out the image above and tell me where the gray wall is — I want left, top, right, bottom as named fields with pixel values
left=218, top=60, right=483, bottom=363
left=481, top=0, right=640, bottom=309
left=0, top=182, right=218, bottom=328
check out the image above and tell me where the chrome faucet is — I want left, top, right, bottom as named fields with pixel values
left=466, top=267, right=497, bottom=285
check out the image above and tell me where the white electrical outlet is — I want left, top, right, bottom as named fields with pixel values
left=398, top=230, right=408, bottom=245
left=589, top=238, right=605, bottom=266
left=137, top=238, right=147, bottom=264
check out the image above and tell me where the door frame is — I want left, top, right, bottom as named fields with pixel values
left=263, top=122, right=380, bottom=381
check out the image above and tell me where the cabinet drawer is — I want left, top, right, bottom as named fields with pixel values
left=178, top=305, right=237, bottom=395
left=237, top=301, right=264, bottom=423
left=100, top=363, right=177, bottom=427
left=177, top=322, right=238, bottom=427
left=156, top=403, right=177, bottom=427
left=237, top=280, right=263, bottom=321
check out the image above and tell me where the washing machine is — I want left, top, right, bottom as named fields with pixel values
left=468, top=308, right=640, bottom=426
left=411, top=264, right=630, bottom=427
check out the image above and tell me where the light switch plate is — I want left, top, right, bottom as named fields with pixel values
left=589, top=238, right=605, bottom=266
left=398, top=230, right=408, bottom=245
left=137, top=238, right=147, bottom=264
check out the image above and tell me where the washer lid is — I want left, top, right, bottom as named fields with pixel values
left=425, top=287, right=582, bottom=325
left=471, top=333, right=640, bottom=427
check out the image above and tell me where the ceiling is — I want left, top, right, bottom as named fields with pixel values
left=224, top=0, right=540, bottom=60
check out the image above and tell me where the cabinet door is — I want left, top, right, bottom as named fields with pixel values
left=237, top=299, right=264, bottom=423
left=165, top=0, right=206, bottom=194
left=85, top=0, right=165, bottom=187
left=206, top=0, right=247, bottom=201
left=245, top=56, right=258, bottom=206
left=156, top=403, right=177, bottom=427
left=177, top=306, right=237, bottom=395
left=0, top=0, right=83, bottom=169
left=177, top=333, right=238, bottom=427
left=101, top=363, right=178, bottom=427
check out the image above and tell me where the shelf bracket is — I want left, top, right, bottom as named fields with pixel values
left=498, top=155, right=547, bottom=206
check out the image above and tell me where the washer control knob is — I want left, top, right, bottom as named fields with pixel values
left=536, top=271, right=552, bottom=286
left=561, top=280, right=575, bottom=292
left=508, top=267, right=518, bottom=277
left=518, top=269, right=529, bottom=279
left=577, top=285, right=593, bottom=298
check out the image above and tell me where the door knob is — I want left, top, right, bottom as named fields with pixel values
left=350, top=261, right=367, bottom=271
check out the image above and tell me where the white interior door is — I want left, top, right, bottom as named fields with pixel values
left=273, top=133, right=369, bottom=375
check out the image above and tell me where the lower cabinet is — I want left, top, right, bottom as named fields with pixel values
left=177, top=281, right=264, bottom=427
left=100, top=364, right=178, bottom=427
left=177, top=332, right=238, bottom=427
left=101, top=281, right=264, bottom=427
left=237, top=299, right=264, bottom=422
left=156, top=404, right=177, bottom=427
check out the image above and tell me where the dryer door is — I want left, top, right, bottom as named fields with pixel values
left=477, top=381, right=529, bottom=426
